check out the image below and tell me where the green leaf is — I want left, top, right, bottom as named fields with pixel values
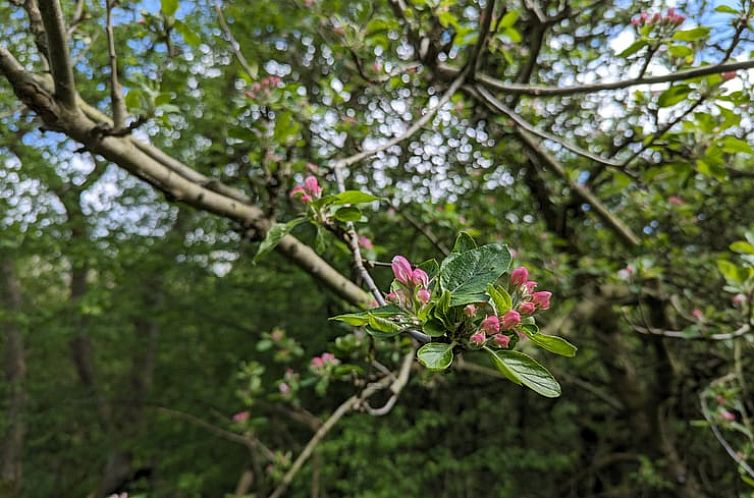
left=330, top=305, right=401, bottom=326
left=731, top=241, right=754, bottom=254
left=486, top=284, right=512, bottom=314
left=333, top=207, right=363, bottom=222
left=668, top=44, right=694, bottom=58
left=717, top=259, right=745, bottom=284
left=720, top=136, right=753, bottom=154
left=366, top=314, right=403, bottom=337
left=715, top=5, right=739, bottom=14
left=124, top=89, right=146, bottom=111
left=440, top=243, right=511, bottom=306
left=673, top=27, right=710, bottom=42
left=658, top=85, right=691, bottom=108
left=174, top=20, right=200, bottom=47
left=255, top=218, right=306, bottom=262
left=161, top=0, right=179, bottom=16
left=416, top=343, right=454, bottom=371
left=486, top=348, right=561, bottom=397
left=499, top=11, right=519, bottom=28
left=274, top=111, right=301, bottom=144
left=328, top=191, right=381, bottom=206
left=452, top=232, right=477, bottom=253
left=417, top=258, right=440, bottom=281
left=618, top=39, right=647, bottom=57
left=529, top=333, right=578, bottom=357
left=422, top=319, right=446, bottom=337
left=502, top=27, right=522, bottom=43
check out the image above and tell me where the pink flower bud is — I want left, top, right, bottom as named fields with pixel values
left=722, top=71, right=737, bottom=81
left=289, top=185, right=306, bottom=198
left=464, top=304, right=477, bottom=317
left=640, top=12, right=649, bottom=22
left=303, top=176, right=322, bottom=198
left=531, top=291, right=552, bottom=310
left=720, top=409, right=736, bottom=421
left=391, top=255, right=413, bottom=285
left=417, top=288, right=431, bottom=305
left=358, top=236, right=373, bottom=250
left=501, top=310, right=521, bottom=330
left=310, top=356, right=324, bottom=369
left=493, top=334, right=510, bottom=348
left=519, top=301, right=536, bottom=315
left=386, top=292, right=399, bottom=304
left=524, top=281, right=538, bottom=293
left=631, top=17, right=641, bottom=26
left=715, top=394, right=727, bottom=405
left=412, top=268, right=429, bottom=287
left=511, top=266, right=529, bottom=286
left=469, top=330, right=486, bottom=346
left=271, top=329, right=284, bottom=342
left=668, top=195, right=684, bottom=206
left=481, top=315, right=500, bottom=334
left=651, top=12, right=661, bottom=24
left=691, top=308, right=703, bottom=321
left=732, top=293, right=747, bottom=307
left=232, top=411, right=250, bottom=422
left=321, top=352, right=338, bottom=365
left=278, top=383, right=291, bottom=395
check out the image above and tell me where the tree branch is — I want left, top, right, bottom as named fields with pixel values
left=105, top=0, right=127, bottom=130
left=214, top=0, right=258, bottom=80
left=438, top=59, right=754, bottom=97
left=37, top=0, right=77, bottom=108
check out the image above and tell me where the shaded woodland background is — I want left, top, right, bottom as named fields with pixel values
left=2, top=0, right=754, bottom=497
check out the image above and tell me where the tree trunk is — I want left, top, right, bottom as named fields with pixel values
left=0, top=259, right=26, bottom=498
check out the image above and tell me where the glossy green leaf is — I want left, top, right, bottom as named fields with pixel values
left=333, top=207, right=363, bottom=222
left=486, top=348, right=561, bottom=397
left=731, top=241, right=754, bottom=254
left=658, top=85, right=691, bottom=108
left=440, top=243, right=511, bottom=306
left=673, top=27, right=710, bottom=42
left=529, top=333, right=578, bottom=357
left=416, top=342, right=454, bottom=371
left=255, top=218, right=306, bottom=262
left=329, top=191, right=381, bottom=206
left=452, top=232, right=477, bottom=254
left=487, top=284, right=512, bottom=314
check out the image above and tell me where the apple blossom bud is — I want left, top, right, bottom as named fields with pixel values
left=732, top=293, right=747, bottom=307
left=519, top=301, right=536, bottom=315
left=691, top=308, right=703, bottom=321
left=358, top=236, right=374, bottom=250
left=469, top=330, right=486, bottom=346
left=722, top=71, right=737, bottom=81
left=391, top=256, right=413, bottom=285
left=511, top=266, right=529, bottom=286
left=531, top=291, right=552, bottom=310
left=668, top=195, right=684, bottom=206
left=501, top=310, right=521, bottom=330
left=232, top=411, right=250, bottom=422
left=524, top=281, right=538, bottom=293
left=493, top=334, right=510, bottom=348
left=310, top=356, right=324, bottom=369
left=481, top=315, right=500, bottom=334
left=278, top=383, right=291, bottom=395
left=417, top=288, right=431, bottom=304
left=720, top=409, right=736, bottom=421
left=412, top=268, right=429, bottom=288
left=464, top=304, right=477, bottom=317
left=303, top=176, right=322, bottom=198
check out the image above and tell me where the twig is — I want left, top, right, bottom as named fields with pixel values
left=699, top=392, right=754, bottom=479
left=213, top=1, right=258, bottom=80
left=470, top=85, right=640, bottom=247
left=105, top=0, right=127, bottom=129
left=363, top=349, right=415, bottom=416
left=437, top=58, right=754, bottom=97
left=37, top=0, right=77, bottom=107
left=631, top=323, right=750, bottom=341
left=470, top=84, right=627, bottom=170
left=399, top=209, right=450, bottom=257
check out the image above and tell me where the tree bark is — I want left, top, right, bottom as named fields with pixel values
left=0, top=259, right=27, bottom=498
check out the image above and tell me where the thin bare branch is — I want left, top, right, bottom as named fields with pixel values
left=699, top=392, right=754, bottom=479
left=632, top=324, right=750, bottom=341
left=438, top=58, right=754, bottom=97
left=471, top=84, right=641, bottom=247
left=214, top=1, right=258, bottom=80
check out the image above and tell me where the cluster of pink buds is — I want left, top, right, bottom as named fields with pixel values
left=245, top=75, right=282, bottom=100
left=631, top=9, right=685, bottom=27
left=722, top=71, right=738, bottom=81
left=310, top=352, right=340, bottom=371
left=290, top=176, right=323, bottom=204
left=468, top=266, right=553, bottom=349
left=387, top=256, right=431, bottom=306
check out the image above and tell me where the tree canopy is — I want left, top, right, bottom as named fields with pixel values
left=2, top=0, right=754, bottom=497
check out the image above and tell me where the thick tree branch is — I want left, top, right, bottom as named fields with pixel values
left=37, top=0, right=77, bottom=108
left=0, top=46, right=370, bottom=307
